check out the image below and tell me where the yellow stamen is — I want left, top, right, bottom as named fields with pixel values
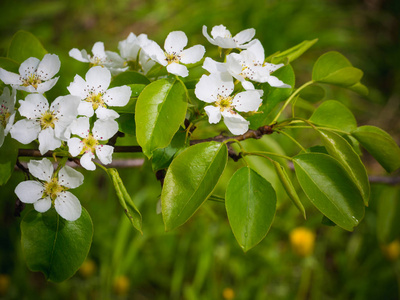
left=22, top=74, right=42, bottom=89
left=81, top=134, right=99, bottom=154
left=44, top=178, right=64, bottom=200
left=40, top=111, right=57, bottom=129
left=86, top=93, right=106, bottom=110
left=215, top=95, right=233, bottom=112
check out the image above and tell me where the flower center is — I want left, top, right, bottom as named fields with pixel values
left=215, top=95, right=233, bottom=112
left=81, top=134, right=99, bottom=153
left=165, top=52, right=180, bottom=64
left=22, top=73, right=42, bottom=89
left=86, top=93, right=106, bottom=110
left=0, top=105, right=10, bottom=128
left=44, top=178, right=64, bottom=200
left=40, top=111, right=57, bottom=129
left=90, top=56, right=106, bottom=67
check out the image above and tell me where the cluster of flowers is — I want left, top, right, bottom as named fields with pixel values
left=0, top=25, right=289, bottom=221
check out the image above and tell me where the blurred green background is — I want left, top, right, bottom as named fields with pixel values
left=1, top=0, right=400, bottom=299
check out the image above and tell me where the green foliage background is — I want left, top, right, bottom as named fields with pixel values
left=0, top=0, right=400, bottom=299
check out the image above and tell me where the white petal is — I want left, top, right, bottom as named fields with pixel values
left=28, top=158, right=54, bottom=181
left=67, top=137, right=83, bottom=156
left=85, top=66, right=111, bottom=93
left=55, top=191, right=82, bottom=221
left=211, top=25, right=231, bottom=39
left=142, top=41, right=166, bottom=66
left=202, top=57, right=227, bottom=74
left=38, top=128, right=61, bottom=155
left=264, top=62, right=284, bottom=73
left=91, top=42, right=106, bottom=58
left=69, top=48, right=90, bottom=62
left=103, top=85, right=131, bottom=107
left=80, top=152, right=96, bottom=171
left=36, top=54, right=61, bottom=80
left=267, top=75, right=291, bottom=88
left=226, top=53, right=244, bottom=79
left=105, top=51, right=126, bottom=68
left=15, top=181, right=44, bottom=204
left=166, top=63, right=188, bottom=77
left=204, top=105, right=221, bottom=124
left=52, top=95, right=80, bottom=138
left=77, top=101, right=94, bottom=117
left=33, top=196, right=52, bottom=213
left=0, top=68, right=22, bottom=85
left=95, top=144, right=114, bottom=165
left=222, top=111, right=249, bottom=135
left=95, top=107, right=120, bottom=120
left=233, top=28, right=256, bottom=47
left=245, top=39, right=265, bottom=62
left=67, top=74, right=88, bottom=99
left=232, top=90, right=263, bottom=112
left=35, top=77, right=59, bottom=94
left=18, top=94, right=48, bottom=119
left=241, top=80, right=255, bottom=90
left=10, top=119, right=40, bottom=144
left=92, top=119, right=118, bottom=140
left=202, top=25, right=218, bottom=46
left=58, top=165, right=84, bottom=189
left=195, top=72, right=233, bottom=103
left=164, top=31, right=188, bottom=53
left=69, top=117, right=90, bottom=138
left=180, top=45, right=205, bottom=64
left=212, top=37, right=237, bottom=49
left=19, top=57, right=40, bottom=78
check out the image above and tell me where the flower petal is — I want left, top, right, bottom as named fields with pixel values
left=19, top=57, right=40, bottom=79
left=80, top=152, right=96, bottom=171
left=95, top=144, right=114, bottom=165
left=180, top=45, right=205, bottom=64
left=28, top=158, right=54, bottom=181
left=142, top=41, right=166, bottom=66
left=18, top=93, right=48, bottom=119
left=245, top=39, right=265, bottom=62
left=67, top=137, right=83, bottom=156
left=92, top=118, right=118, bottom=140
left=233, top=28, right=256, bottom=47
left=77, top=101, right=95, bottom=118
left=221, top=111, right=249, bottom=135
left=67, top=74, right=89, bottom=99
left=202, top=57, right=227, bottom=74
left=264, top=62, right=284, bottom=74
left=232, top=90, right=263, bottom=112
left=34, top=196, right=52, bottom=213
left=166, top=63, right=188, bottom=77
left=91, top=42, right=106, bottom=58
left=267, top=75, right=291, bottom=88
left=95, top=107, right=120, bottom=120
left=36, top=77, right=59, bottom=94
left=195, top=72, right=233, bottom=103
left=36, top=54, right=61, bottom=81
left=164, top=31, right=188, bottom=53
left=68, top=117, right=90, bottom=138
left=38, top=127, right=61, bottom=155
left=204, top=105, right=221, bottom=124
left=85, top=66, right=111, bottom=93
left=55, top=191, right=82, bottom=221
left=10, top=119, right=40, bottom=144
left=58, top=165, right=84, bottom=189
left=211, top=25, right=231, bottom=39
left=69, top=48, right=90, bottom=63
left=103, top=85, right=131, bottom=107
left=0, top=68, right=22, bottom=85
left=15, top=181, right=44, bottom=204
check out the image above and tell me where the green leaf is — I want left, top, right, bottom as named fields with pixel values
left=135, top=78, right=188, bottom=158
left=377, top=186, right=400, bottom=243
left=351, top=126, right=400, bottom=173
left=109, top=71, right=150, bottom=88
left=272, top=161, right=306, bottom=219
left=317, top=130, right=370, bottom=206
left=0, top=136, right=18, bottom=185
left=108, top=168, right=142, bottom=234
left=20, top=208, right=93, bottom=282
left=0, top=57, right=19, bottom=73
left=269, top=38, right=318, bottom=64
left=161, top=142, right=228, bottom=231
left=110, top=84, right=145, bottom=113
left=312, top=51, right=363, bottom=87
left=348, top=82, right=369, bottom=96
left=225, top=167, right=276, bottom=252
left=7, top=30, right=47, bottom=63
left=248, top=65, right=295, bottom=129
left=293, top=153, right=365, bottom=231
left=299, top=84, right=325, bottom=103
left=309, top=100, right=357, bottom=132
left=117, top=113, right=135, bottom=135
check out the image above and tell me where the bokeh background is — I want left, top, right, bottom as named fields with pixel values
left=0, top=0, right=400, bottom=299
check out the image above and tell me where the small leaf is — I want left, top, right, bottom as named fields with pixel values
left=348, top=82, right=369, bottom=96
left=21, top=208, right=93, bottom=282
left=377, top=186, right=400, bottom=243
left=309, top=100, right=357, bottom=132
left=269, top=39, right=318, bottom=64
left=351, top=126, right=400, bottom=173
left=0, top=136, right=18, bottom=185
left=293, top=153, right=365, bottom=231
left=272, top=161, right=306, bottom=219
left=225, top=167, right=276, bottom=252
left=108, top=168, right=142, bottom=234
left=7, top=30, right=47, bottom=63
left=161, top=142, right=228, bottom=231
left=135, top=77, right=188, bottom=158
left=109, top=71, right=150, bottom=88
left=299, top=84, right=325, bottom=103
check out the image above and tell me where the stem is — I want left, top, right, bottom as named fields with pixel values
left=95, top=162, right=109, bottom=173
left=274, top=129, right=306, bottom=152
left=270, top=81, right=314, bottom=124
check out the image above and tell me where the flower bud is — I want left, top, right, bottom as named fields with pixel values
left=289, top=227, right=316, bottom=257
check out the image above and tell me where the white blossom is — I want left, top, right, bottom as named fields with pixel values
left=0, top=54, right=60, bottom=94
left=67, top=117, right=117, bottom=171
left=10, top=94, right=80, bottom=154
left=69, top=41, right=128, bottom=75
left=195, top=72, right=263, bottom=135
left=67, top=66, right=132, bottom=119
left=143, top=31, right=205, bottom=77
left=0, top=87, right=16, bottom=147
left=202, top=25, right=256, bottom=49
left=14, top=158, right=84, bottom=221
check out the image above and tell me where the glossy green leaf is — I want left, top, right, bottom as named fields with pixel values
left=0, top=57, right=19, bottom=73
left=377, top=186, right=400, bottom=243
left=299, top=84, right=325, bottom=103
left=309, top=100, right=357, bottom=132
left=7, top=30, right=47, bottom=63
left=351, top=126, right=400, bottom=173
left=269, top=39, right=318, bottom=64
left=161, top=142, right=228, bottom=231
left=108, top=168, right=142, bottom=233
left=117, top=113, right=135, bottom=135
left=312, top=51, right=363, bottom=87
left=248, top=65, right=295, bottom=129
left=135, top=78, right=188, bottom=158
left=109, top=71, right=150, bottom=88
left=272, top=161, right=306, bottom=219
left=0, top=136, right=18, bottom=185
left=318, top=130, right=370, bottom=205
left=20, top=208, right=93, bottom=282
left=293, top=153, right=365, bottom=231
left=225, top=167, right=276, bottom=252
left=348, top=82, right=369, bottom=96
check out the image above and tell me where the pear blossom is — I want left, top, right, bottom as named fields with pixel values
left=10, top=94, right=80, bottom=154
left=143, top=31, right=205, bottom=77
left=202, top=25, right=256, bottom=49
left=0, top=87, right=16, bottom=147
left=0, top=54, right=60, bottom=94
left=69, top=41, right=127, bottom=75
left=14, top=158, right=84, bottom=221
left=67, top=66, right=132, bottom=119
left=67, top=117, right=118, bottom=171
left=195, top=72, right=263, bottom=135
